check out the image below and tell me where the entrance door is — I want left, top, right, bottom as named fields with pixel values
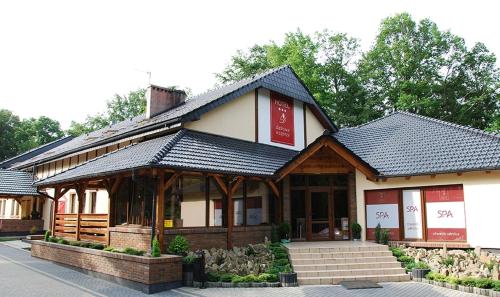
left=307, top=190, right=332, bottom=240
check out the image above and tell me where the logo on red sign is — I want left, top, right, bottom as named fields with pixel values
left=270, top=92, right=294, bottom=146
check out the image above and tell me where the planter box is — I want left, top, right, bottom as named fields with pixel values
left=445, top=283, right=457, bottom=290
left=279, top=272, right=298, bottom=287
left=489, top=290, right=500, bottom=297
left=31, top=240, right=182, bottom=294
left=412, top=269, right=430, bottom=280
left=473, top=287, right=490, bottom=296
left=458, top=285, right=473, bottom=293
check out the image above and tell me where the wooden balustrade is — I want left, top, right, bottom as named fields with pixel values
left=54, top=213, right=108, bottom=243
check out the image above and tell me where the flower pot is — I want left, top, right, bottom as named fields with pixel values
left=279, top=272, right=298, bottom=287
left=182, top=263, right=194, bottom=286
left=412, top=268, right=431, bottom=280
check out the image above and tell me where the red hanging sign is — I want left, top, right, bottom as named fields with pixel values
left=270, top=91, right=294, bottom=145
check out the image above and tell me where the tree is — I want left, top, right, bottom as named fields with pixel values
left=67, top=88, right=146, bottom=136
left=0, top=109, right=21, bottom=161
left=357, top=13, right=499, bottom=129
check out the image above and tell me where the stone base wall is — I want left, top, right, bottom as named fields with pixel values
left=0, top=219, right=44, bottom=233
left=109, top=225, right=272, bottom=251
left=31, top=240, right=182, bottom=293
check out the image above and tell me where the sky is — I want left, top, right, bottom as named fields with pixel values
left=0, top=0, right=498, bottom=129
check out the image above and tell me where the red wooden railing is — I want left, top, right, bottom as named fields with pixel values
left=55, top=213, right=108, bottom=243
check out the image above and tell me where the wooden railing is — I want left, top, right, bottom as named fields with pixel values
left=55, top=213, right=108, bottom=243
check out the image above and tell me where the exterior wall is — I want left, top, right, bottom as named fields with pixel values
left=0, top=219, right=43, bottom=234
left=305, top=105, right=325, bottom=145
left=185, top=91, right=255, bottom=142
left=31, top=240, right=182, bottom=289
left=355, top=169, right=500, bottom=248
left=0, top=198, right=21, bottom=219
left=257, top=88, right=305, bottom=150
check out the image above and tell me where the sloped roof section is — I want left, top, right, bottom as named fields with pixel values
left=13, top=65, right=333, bottom=170
left=0, top=170, right=39, bottom=196
left=35, top=130, right=298, bottom=186
left=333, top=112, right=500, bottom=177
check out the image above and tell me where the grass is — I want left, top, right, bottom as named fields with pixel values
left=0, top=237, right=19, bottom=242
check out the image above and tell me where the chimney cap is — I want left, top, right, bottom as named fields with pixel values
left=149, top=84, right=187, bottom=95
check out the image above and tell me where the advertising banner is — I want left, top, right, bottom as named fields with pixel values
left=425, top=185, right=466, bottom=241
left=365, top=189, right=400, bottom=240
left=270, top=91, right=294, bottom=145
left=402, top=189, right=423, bottom=239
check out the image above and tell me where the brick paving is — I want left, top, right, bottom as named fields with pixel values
left=0, top=242, right=479, bottom=297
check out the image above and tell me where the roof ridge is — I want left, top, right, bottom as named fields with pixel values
left=397, top=111, right=500, bottom=140
left=149, top=129, right=187, bottom=164
left=34, top=142, right=139, bottom=183
left=0, top=136, right=73, bottom=166
left=186, top=65, right=290, bottom=102
left=352, top=112, right=396, bottom=128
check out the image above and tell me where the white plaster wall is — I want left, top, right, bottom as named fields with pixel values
left=95, top=190, right=109, bottom=214
left=42, top=188, right=55, bottom=231
left=355, top=169, right=500, bottom=248
left=258, top=88, right=305, bottom=151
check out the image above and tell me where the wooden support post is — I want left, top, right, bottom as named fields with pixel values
left=75, top=184, right=86, bottom=241
left=226, top=177, right=244, bottom=249
left=104, top=177, right=122, bottom=246
left=155, top=174, right=165, bottom=252
left=51, top=187, right=60, bottom=236
left=267, top=180, right=282, bottom=223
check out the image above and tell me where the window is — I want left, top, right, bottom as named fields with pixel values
left=209, top=178, right=225, bottom=227
left=69, top=193, right=77, bottom=213
left=0, top=200, right=5, bottom=217
left=90, top=192, right=97, bottom=213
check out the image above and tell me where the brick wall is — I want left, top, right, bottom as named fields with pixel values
left=109, top=226, right=271, bottom=251
left=31, top=240, right=182, bottom=285
left=0, top=219, right=43, bottom=233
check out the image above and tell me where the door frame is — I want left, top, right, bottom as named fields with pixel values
left=306, top=187, right=333, bottom=241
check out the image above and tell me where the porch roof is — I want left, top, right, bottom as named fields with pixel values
left=0, top=169, right=39, bottom=196
left=35, top=129, right=298, bottom=186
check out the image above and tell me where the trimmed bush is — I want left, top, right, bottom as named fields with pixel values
left=49, top=236, right=58, bottom=243
left=351, top=222, right=362, bottom=240
left=167, top=235, right=189, bottom=256
left=390, top=247, right=404, bottom=258
left=278, top=223, right=291, bottom=240
left=207, top=272, right=220, bottom=282
left=474, top=278, right=494, bottom=289
left=90, top=243, right=104, bottom=250
left=381, top=229, right=390, bottom=245
left=44, top=230, right=50, bottom=242
left=273, top=258, right=290, bottom=267
left=151, top=237, right=161, bottom=257
left=461, top=277, right=477, bottom=287
left=242, top=274, right=259, bottom=283
left=57, top=238, right=69, bottom=245
left=219, top=273, right=235, bottom=282
left=231, top=275, right=245, bottom=283
left=123, top=247, right=145, bottom=256
left=183, top=255, right=198, bottom=264
left=374, top=223, right=382, bottom=243
left=258, top=273, right=278, bottom=282
left=273, top=251, right=288, bottom=260
left=493, top=281, right=500, bottom=291
left=103, top=246, right=114, bottom=252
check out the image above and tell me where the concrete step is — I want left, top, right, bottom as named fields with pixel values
left=287, top=245, right=389, bottom=254
left=289, top=250, right=393, bottom=259
left=296, top=267, right=407, bottom=278
left=291, top=255, right=396, bottom=265
left=293, top=261, right=402, bottom=272
left=298, top=273, right=411, bottom=285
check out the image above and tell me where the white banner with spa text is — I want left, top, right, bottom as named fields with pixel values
left=366, top=204, right=399, bottom=228
left=403, top=189, right=423, bottom=239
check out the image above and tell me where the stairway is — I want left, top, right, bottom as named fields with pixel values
left=287, top=242, right=410, bottom=285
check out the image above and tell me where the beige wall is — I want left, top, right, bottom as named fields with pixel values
left=305, top=105, right=326, bottom=145
left=185, top=91, right=255, bottom=141
left=355, top=169, right=500, bottom=248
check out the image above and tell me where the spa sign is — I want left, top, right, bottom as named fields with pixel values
left=270, top=91, right=294, bottom=146
left=425, top=185, right=466, bottom=241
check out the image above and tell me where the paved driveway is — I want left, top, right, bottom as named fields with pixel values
left=0, top=241, right=478, bottom=297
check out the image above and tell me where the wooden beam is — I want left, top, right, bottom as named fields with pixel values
left=227, top=180, right=233, bottom=249
left=430, top=174, right=436, bottom=179
left=164, top=173, right=180, bottom=190
left=213, top=175, right=228, bottom=195
left=230, top=177, right=244, bottom=195
left=275, top=140, right=325, bottom=181
left=457, top=172, right=463, bottom=176
left=267, top=180, right=280, bottom=198
left=323, top=141, right=377, bottom=181
left=405, top=176, right=411, bottom=180
left=156, top=174, right=165, bottom=253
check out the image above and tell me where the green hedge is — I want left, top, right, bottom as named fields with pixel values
left=426, top=272, right=500, bottom=291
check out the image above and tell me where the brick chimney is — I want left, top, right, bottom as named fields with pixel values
left=146, top=85, right=187, bottom=118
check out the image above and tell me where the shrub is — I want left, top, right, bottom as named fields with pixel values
left=57, top=238, right=69, bottom=245
left=69, top=241, right=81, bottom=247
left=446, top=277, right=460, bottom=285
left=494, top=280, right=500, bottom=291
left=123, top=247, right=145, bottom=256
left=404, top=261, right=416, bottom=273
left=183, top=255, right=197, bottom=264
left=381, top=229, right=390, bottom=245
left=167, top=235, right=189, bottom=256
left=242, top=274, right=259, bottom=283
left=273, top=251, right=288, bottom=260
left=475, top=278, right=494, bottom=289
left=426, top=271, right=446, bottom=281
left=103, top=246, right=115, bottom=252
left=231, top=275, right=245, bottom=283
left=414, top=261, right=429, bottom=269
left=90, top=243, right=104, bottom=250
left=245, top=245, right=257, bottom=257
left=351, top=222, right=362, bottom=239
left=258, top=273, right=278, bottom=282
left=151, top=237, right=161, bottom=258
left=30, top=225, right=38, bottom=235
left=219, top=273, right=235, bottom=282
left=206, top=272, right=220, bottom=282
left=461, top=278, right=477, bottom=287
left=374, top=223, right=382, bottom=243
left=440, top=256, right=454, bottom=267
left=273, top=258, right=290, bottom=267
left=390, top=247, right=404, bottom=258
left=398, top=255, right=414, bottom=265
left=271, top=225, right=280, bottom=243
left=44, top=230, right=50, bottom=242
left=48, top=236, right=58, bottom=243
left=278, top=223, right=291, bottom=240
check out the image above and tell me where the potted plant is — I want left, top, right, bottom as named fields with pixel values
left=279, top=222, right=291, bottom=243
left=411, top=261, right=431, bottom=279
left=351, top=222, right=362, bottom=241
left=278, top=265, right=297, bottom=287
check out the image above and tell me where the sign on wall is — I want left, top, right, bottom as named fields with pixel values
left=402, top=189, right=423, bottom=239
left=365, top=190, right=400, bottom=240
left=270, top=91, right=295, bottom=146
left=425, top=185, right=466, bottom=241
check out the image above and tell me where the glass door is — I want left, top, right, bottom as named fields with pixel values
left=308, top=190, right=332, bottom=240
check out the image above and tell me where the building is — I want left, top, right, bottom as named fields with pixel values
left=1, top=65, right=499, bottom=250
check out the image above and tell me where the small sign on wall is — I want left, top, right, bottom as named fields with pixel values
left=270, top=91, right=294, bottom=146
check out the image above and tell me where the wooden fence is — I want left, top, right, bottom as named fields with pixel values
left=55, top=213, right=108, bottom=243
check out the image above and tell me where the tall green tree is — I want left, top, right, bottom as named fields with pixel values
left=357, top=13, right=499, bottom=129
left=0, top=109, right=21, bottom=161
left=67, top=88, right=146, bottom=136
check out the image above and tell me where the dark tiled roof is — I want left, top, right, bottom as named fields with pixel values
left=0, top=170, right=39, bottom=196
left=0, top=136, right=73, bottom=169
left=13, top=65, right=333, bottom=170
left=333, top=112, right=500, bottom=177
left=35, top=130, right=298, bottom=186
